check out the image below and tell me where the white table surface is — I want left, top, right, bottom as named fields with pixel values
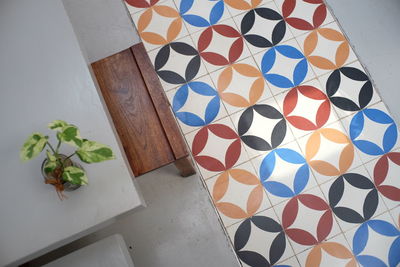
left=43, top=234, right=135, bottom=267
left=0, top=0, right=144, bottom=266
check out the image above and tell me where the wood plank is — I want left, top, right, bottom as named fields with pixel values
left=91, top=48, right=175, bottom=176
left=131, top=43, right=189, bottom=160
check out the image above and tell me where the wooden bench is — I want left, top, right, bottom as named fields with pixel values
left=91, top=43, right=195, bottom=177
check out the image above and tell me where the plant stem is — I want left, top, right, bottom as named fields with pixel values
left=55, top=140, right=62, bottom=154
left=46, top=141, right=65, bottom=171
left=46, top=142, right=57, bottom=154
left=63, top=152, right=76, bottom=164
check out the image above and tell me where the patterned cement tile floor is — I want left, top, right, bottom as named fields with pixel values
left=125, top=0, right=400, bottom=266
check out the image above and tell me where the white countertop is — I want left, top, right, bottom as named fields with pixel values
left=62, top=0, right=141, bottom=64
left=0, top=0, right=144, bottom=266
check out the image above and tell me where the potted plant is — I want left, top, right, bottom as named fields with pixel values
left=20, top=120, right=115, bottom=199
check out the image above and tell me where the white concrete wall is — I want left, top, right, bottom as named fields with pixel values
left=326, top=0, right=400, bottom=124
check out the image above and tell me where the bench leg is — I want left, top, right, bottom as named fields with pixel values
left=174, top=156, right=196, bottom=177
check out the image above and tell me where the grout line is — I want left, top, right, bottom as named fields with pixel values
left=128, top=1, right=400, bottom=265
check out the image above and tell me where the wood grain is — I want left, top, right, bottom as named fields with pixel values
left=92, top=48, right=176, bottom=176
left=131, top=43, right=189, bottom=160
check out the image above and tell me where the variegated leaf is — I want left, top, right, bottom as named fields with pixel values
left=62, top=166, right=88, bottom=185
left=58, top=125, right=83, bottom=147
left=44, top=160, right=58, bottom=174
left=20, top=133, right=48, bottom=161
left=77, top=140, right=115, bottom=163
left=46, top=149, right=57, bottom=162
left=48, top=120, right=68, bottom=131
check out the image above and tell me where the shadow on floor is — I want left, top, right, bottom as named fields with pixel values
left=22, top=164, right=239, bottom=267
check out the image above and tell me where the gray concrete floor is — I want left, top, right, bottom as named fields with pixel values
left=325, top=0, right=400, bottom=125
left=26, top=164, right=240, bottom=267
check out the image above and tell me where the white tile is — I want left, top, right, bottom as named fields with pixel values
left=297, top=121, right=363, bottom=184
left=296, top=21, right=357, bottom=77
left=226, top=208, right=295, bottom=266
left=389, top=206, right=400, bottom=229
left=124, top=0, right=170, bottom=14
left=175, top=0, right=231, bottom=34
left=364, top=148, right=400, bottom=209
left=232, top=1, right=294, bottom=54
left=318, top=61, right=381, bottom=119
left=296, top=234, right=356, bottom=267
left=273, top=187, right=341, bottom=254
left=341, top=102, right=400, bottom=164
left=147, top=35, right=207, bottom=91
left=225, top=0, right=273, bottom=17
left=274, top=0, right=335, bottom=37
left=251, top=141, right=318, bottom=206
left=230, top=97, right=295, bottom=158
left=185, top=117, right=249, bottom=179
left=209, top=57, right=271, bottom=115
left=319, top=165, right=389, bottom=232
left=344, top=212, right=399, bottom=266
left=253, top=38, right=316, bottom=95
left=166, top=75, right=228, bottom=134
left=275, top=78, right=340, bottom=138
left=131, top=0, right=188, bottom=51
left=206, top=161, right=271, bottom=226
left=192, top=18, right=251, bottom=73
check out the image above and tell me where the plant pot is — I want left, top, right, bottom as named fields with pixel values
left=41, top=154, right=82, bottom=191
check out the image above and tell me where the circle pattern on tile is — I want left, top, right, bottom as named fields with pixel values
left=352, top=219, right=400, bottom=267
left=154, top=42, right=201, bottom=84
left=192, top=124, right=241, bottom=171
left=234, top=216, right=287, bottom=266
left=198, top=24, right=244, bottom=66
left=373, top=152, right=400, bottom=201
left=224, top=0, right=261, bottom=11
left=172, top=81, right=221, bottom=126
left=303, top=28, right=350, bottom=70
left=179, top=0, right=225, bottom=27
left=238, top=104, right=287, bottom=151
left=349, top=109, right=398, bottom=156
left=125, top=0, right=159, bottom=8
left=217, top=63, right=265, bottom=108
left=282, top=194, right=333, bottom=245
left=305, top=128, right=354, bottom=176
left=137, top=4, right=183, bottom=45
left=259, top=148, right=310, bottom=197
left=282, top=0, right=327, bottom=31
left=305, top=242, right=357, bottom=267
left=283, top=85, right=331, bottom=131
left=261, top=45, right=308, bottom=88
left=328, top=173, right=379, bottom=224
left=212, top=169, right=264, bottom=219
left=240, top=7, right=286, bottom=48
left=326, top=66, right=373, bottom=111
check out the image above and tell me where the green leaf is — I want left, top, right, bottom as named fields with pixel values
left=46, top=150, right=57, bottom=162
left=44, top=160, right=58, bottom=174
left=62, top=166, right=88, bottom=185
left=44, top=150, right=58, bottom=173
left=76, top=140, right=115, bottom=163
left=48, top=120, right=68, bottom=131
left=20, top=133, right=48, bottom=161
left=58, top=125, right=83, bottom=147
